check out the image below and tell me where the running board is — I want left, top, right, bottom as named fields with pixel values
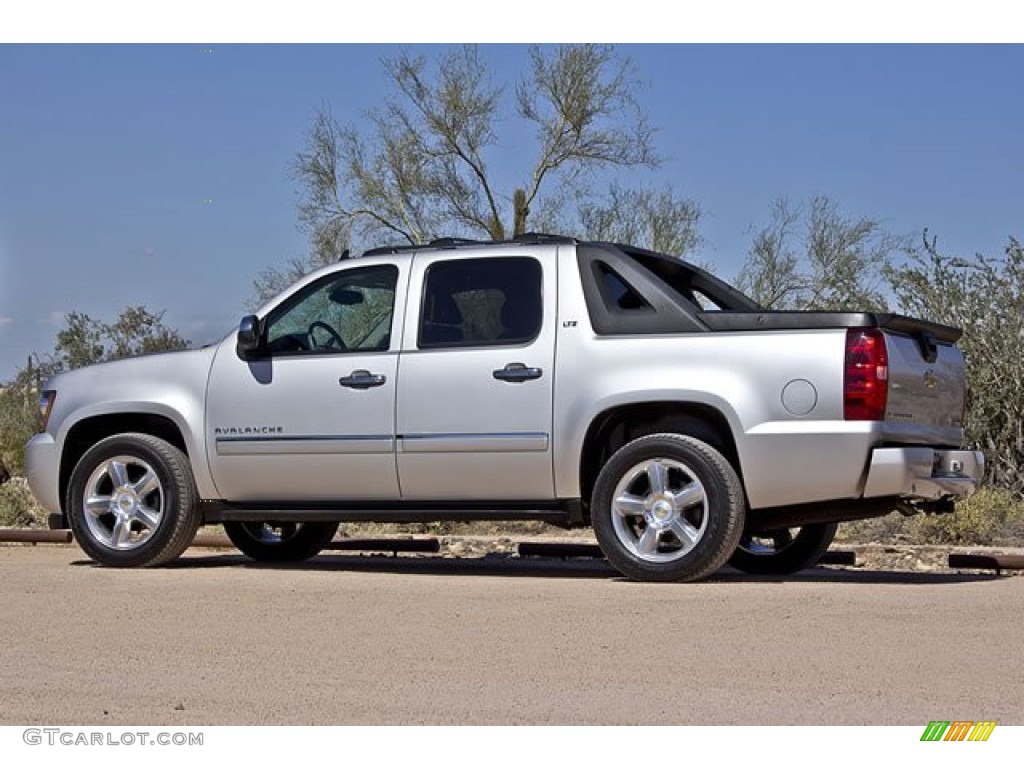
left=201, top=499, right=573, bottom=526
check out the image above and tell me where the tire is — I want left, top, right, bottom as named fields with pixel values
left=223, top=521, right=339, bottom=562
left=67, top=433, right=201, bottom=567
left=729, top=523, right=838, bottom=575
left=591, top=433, right=746, bottom=582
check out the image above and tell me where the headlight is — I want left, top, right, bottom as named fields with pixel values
left=39, top=390, right=56, bottom=432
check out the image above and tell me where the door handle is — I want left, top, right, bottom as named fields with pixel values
left=339, top=370, right=387, bottom=389
left=493, top=362, right=543, bottom=382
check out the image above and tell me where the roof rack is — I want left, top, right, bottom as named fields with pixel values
left=513, top=232, right=577, bottom=244
left=427, top=237, right=488, bottom=248
left=362, top=233, right=578, bottom=258
left=361, top=242, right=422, bottom=257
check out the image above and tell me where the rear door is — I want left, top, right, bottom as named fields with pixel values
left=395, top=250, right=557, bottom=500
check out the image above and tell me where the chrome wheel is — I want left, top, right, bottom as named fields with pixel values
left=68, top=433, right=201, bottom=567
left=729, top=522, right=838, bottom=575
left=610, top=457, right=709, bottom=564
left=81, top=455, right=165, bottom=550
left=223, top=521, right=339, bottom=562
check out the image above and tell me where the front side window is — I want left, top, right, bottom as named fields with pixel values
left=266, top=265, right=398, bottom=355
left=419, top=257, right=542, bottom=349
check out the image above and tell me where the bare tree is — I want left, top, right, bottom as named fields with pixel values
left=249, top=249, right=341, bottom=309
left=293, top=45, right=660, bottom=256
left=737, top=195, right=908, bottom=310
left=803, top=196, right=903, bottom=311
left=575, top=184, right=703, bottom=259
left=514, top=46, right=658, bottom=237
left=736, top=197, right=803, bottom=308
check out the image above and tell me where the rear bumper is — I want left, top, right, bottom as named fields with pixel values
left=862, top=447, right=984, bottom=500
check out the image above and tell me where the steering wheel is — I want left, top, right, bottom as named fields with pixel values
left=307, top=320, right=346, bottom=350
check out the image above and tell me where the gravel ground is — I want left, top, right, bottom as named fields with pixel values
left=432, top=534, right=1024, bottom=575
left=2, top=544, right=1022, bottom=725
left=3, top=527, right=1023, bottom=575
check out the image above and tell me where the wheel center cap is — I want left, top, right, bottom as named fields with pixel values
left=117, top=493, right=136, bottom=511
left=651, top=500, right=673, bottom=520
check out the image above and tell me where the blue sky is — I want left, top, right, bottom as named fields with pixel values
left=1, top=44, right=1022, bottom=379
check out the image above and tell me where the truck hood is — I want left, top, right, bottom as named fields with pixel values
left=44, top=348, right=216, bottom=393
left=41, top=347, right=218, bottom=443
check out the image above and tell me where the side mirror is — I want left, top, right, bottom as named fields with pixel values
left=237, top=315, right=262, bottom=353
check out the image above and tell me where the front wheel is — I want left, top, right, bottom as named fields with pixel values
left=591, top=433, right=746, bottom=582
left=729, top=523, right=838, bottom=575
left=223, top=521, right=339, bottom=562
left=67, top=433, right=201, bottom=567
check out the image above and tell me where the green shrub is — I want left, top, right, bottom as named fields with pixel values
left=0, top=477, right=49, bottom=528
left=838, top=487, right=1024, bottom=546
left=912, top=487, right=1024, bottom=544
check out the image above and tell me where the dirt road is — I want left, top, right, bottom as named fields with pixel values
left=1, top=545, right=1021, bottom=725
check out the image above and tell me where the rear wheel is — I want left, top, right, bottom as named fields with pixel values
left=224, top=521, right=339, bottom=562
left=729, top=523, right=838, bottom=575
left=591, top=433, right=746, bottom=582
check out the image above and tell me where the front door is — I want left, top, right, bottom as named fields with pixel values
left=205, top=262, right=404, bottom=502
left=396, top=251, right=557, bottom=500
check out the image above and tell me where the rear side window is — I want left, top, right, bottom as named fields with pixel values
left=419, top=257, right=542, bottom=349
left=597, top=263, right=652, bottom=311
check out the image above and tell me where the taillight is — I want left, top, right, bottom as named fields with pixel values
left=844, top=329, right=888, bottom=420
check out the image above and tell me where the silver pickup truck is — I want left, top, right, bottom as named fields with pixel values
left=25, top=235, right=984, bottom=581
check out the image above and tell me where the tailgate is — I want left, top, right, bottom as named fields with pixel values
left=883, top=325, right=967, bottom=435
